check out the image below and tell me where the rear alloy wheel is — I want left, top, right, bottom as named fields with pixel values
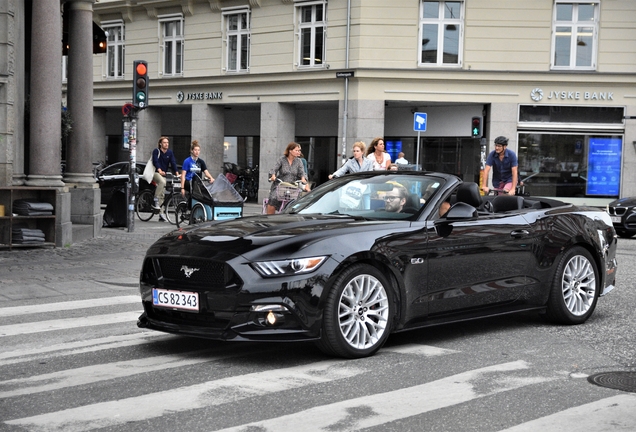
left=546, top=246, right=599, bottom=324
left=317, top=264, right=393, bottom=358
left=189, top=202, right=207, bottom=225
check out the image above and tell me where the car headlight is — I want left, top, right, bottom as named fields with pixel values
left=251, top=256, right=327, bottom=277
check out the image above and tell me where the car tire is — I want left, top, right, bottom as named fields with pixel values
left=616, top=230, right=636, bottom=239
left=545, top=246, right=599, bottom=325
left=136, top=189, right=155, bottom=222
left=317, top=263, right=394, bottom=358
left=175, top=201, right=191, bottom=228
left=189, top=202, right=207, bottom=224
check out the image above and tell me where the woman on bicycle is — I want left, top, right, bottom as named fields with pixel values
left=180, top=140, right=215, bottom=197
left=266, top=142, right=309, bottom=214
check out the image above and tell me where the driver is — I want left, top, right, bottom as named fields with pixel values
left=384, top=185, right=409, bottom=212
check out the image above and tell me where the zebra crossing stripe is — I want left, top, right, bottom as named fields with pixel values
left=5, top=360, right=369, bottom=432
left=0, top=296, right=140, bottom=318
left=0, top=332, right=167, bottom=366
left=497, top=394, right=636, bottom=431
left=0, top=344, right=268, bottom=399
left=0, top=311, right=140, bottom=337
left=212, top=360, right=553, bottom=432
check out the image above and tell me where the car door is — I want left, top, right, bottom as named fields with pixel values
left=99, top=163, right=129, bottom=204
left=422, top=211, right=537, bottom=317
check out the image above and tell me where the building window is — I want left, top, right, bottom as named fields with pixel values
left=224, top=9, right=250, bottom=72
left=297, top=1, right=327, bottom=68
left=419, top=1, right=463, bottom=66
left=103, top=21, right=125, bottom=79
left=160, top=15, right=184, bottom=76
left=551, top=1, right=598, bottom=70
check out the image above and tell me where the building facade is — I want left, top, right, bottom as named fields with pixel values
left=3, top=0, right=635, bottom=212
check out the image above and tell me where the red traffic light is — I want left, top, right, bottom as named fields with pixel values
left=135, top=62, right=147, bottom=76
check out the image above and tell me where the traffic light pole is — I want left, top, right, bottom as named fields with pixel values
left=127, top=112, right=139, bottom=232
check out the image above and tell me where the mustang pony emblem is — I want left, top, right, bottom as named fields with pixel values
left=180, top=265, right=200, bottom=278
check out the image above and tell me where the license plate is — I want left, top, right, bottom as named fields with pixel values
left=152, top=288, right=199, bottom=312
left=611, top=216, right=621, bottom=223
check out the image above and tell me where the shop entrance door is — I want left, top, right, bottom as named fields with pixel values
left=420, top=137, right=481, bottom=183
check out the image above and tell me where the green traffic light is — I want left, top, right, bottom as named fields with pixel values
left=136, top=92, right=146, bottom=101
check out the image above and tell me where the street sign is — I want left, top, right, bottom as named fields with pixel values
left=336, top=71, right=354, bottom=78
left=413, top=112, right=427, bottom=132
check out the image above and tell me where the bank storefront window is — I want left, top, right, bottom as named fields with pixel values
left=518, top=133, right=622, bottom=199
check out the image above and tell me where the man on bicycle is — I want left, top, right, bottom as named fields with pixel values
left=152, top=136, right=180, bottom=220
left=482, top=136, right=518, bottom=196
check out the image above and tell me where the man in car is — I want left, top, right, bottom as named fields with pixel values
left=384, top=185, right=409, bottom=212
left=482, top=135, right=518, bottom=196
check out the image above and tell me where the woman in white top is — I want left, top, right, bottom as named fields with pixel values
left=366, top=137, right=391, bottom=170
left=329, top=141, right=374, bottom=179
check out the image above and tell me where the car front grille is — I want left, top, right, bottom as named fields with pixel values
left=142, top=257, right=240, bottom=291
left=608, top=207, right=627, bottom=216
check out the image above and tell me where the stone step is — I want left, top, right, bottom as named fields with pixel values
left=71, top=223, right=96, bottom=244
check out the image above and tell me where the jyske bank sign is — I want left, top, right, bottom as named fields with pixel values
left=530, top=87, right=614, bottom=102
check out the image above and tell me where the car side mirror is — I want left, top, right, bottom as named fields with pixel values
left=433, top=202, right=478, bottom=238
left=445, top=202, right=478, bottom=220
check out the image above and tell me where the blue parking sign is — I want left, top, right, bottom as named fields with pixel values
left=413, top=112, right=427, bottom=131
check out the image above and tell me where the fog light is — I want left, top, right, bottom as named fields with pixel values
left=266, top=311, right=277, bottom=325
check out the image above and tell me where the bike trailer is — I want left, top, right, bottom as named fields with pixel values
left=190, top=174, right=244, bottom=220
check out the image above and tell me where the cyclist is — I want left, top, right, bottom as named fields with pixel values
left=152, top=136, right=180, bottom=220
left=482, top=136, right=518, bottom=196
left=266, top=142, right=309, bottom=214
left=180, top=139, right=214, bottom=198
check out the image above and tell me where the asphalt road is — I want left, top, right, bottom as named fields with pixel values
left=0, top=217, right=635, bottom=431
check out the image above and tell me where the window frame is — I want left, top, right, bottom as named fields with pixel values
left=222, top=7, right=251, bottom=73
left=158, top=14, right=184, bottom=77
left=550, top=0, right=599, bottom=71
left=295, top=0, right=327, bottom=69
left=102, top=20, right=125, bottom=79
left=418, top=1, right=464, bottom=68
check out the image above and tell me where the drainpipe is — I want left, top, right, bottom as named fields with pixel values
left=341, top=0, right=351, bottom=166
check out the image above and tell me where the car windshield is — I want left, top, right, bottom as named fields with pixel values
left=285, top=173, right=446, bottom=220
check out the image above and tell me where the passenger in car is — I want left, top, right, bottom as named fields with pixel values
left=439, top=200, right=451, bottom=218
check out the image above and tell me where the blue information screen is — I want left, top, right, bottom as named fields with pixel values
left=586, top=137, right=622, bottom=196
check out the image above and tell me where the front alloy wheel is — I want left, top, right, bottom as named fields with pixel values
left=317, top=264, right=393, bottom=358
left=546, top=246, right=599, bottom=324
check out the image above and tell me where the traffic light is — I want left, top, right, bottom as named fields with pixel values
left=471, top=116, right=482, bottom=138
left=133, top=60, right=149, bottom=109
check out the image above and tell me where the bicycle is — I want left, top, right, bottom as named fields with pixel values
left=136, top=173, right=186, bottom=224
left=262, top=179, right=306, bottom=214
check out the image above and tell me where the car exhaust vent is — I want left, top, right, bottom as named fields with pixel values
left=587, top=371, right=636, bottom=393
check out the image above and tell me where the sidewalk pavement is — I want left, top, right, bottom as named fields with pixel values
left=0, top=203, right=263, bottom=304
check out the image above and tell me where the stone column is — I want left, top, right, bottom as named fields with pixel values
left=339, top=99, right=385, bottom=157
left=259, top=102, right=295, bottom=201
left=26, top=0, right=64, bottom=187
left=191, top=104, right=224, bottom=177
left=64, top=0, right=94, bottom=184
left=137, top=107, right=162, bottom=163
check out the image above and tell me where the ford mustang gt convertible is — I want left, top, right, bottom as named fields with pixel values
left=138, top=171, right=618, bottom=358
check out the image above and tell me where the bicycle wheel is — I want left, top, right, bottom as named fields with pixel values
left=136, top=189, right=155, bottom=221
left=189, top=202, right=207, bottom=225
left=175, top=201, right=191, bottom=228
left=164, top=193, right=182, bottom=225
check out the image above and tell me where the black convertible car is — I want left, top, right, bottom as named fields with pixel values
left=137, top=171, right=618, bottom=358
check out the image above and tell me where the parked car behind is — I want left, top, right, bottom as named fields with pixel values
left=95, top=162, right=151, bottom=205
left=607, top=196, right=636, bottom=238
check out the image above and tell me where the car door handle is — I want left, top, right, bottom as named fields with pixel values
left=510, top=230, right=530, bottom=238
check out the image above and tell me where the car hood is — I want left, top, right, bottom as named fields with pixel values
left=609, top=196, right=636, bottom=207
left=147, top=214, right=413, bottom=260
